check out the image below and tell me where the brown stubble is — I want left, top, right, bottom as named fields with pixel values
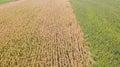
left=0, top=0, right=93, bottom=67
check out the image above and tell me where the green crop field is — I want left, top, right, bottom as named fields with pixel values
left=0, top=0, right=12, bottom=4
left=70, top=0, right=120, bottom=67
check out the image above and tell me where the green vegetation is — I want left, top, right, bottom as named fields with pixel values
left=70, top=0, right=120, bottom=67
left=0, top=0, right=12, bottom=4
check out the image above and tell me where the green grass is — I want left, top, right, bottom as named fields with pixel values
left=70, top=0, right=120, bottom=67
left=0, top=0, right=13, bottom=4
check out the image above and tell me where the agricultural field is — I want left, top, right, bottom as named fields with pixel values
left=70, top=0, right=120, bottom=67
left=0, top=0, right=12, bottom=4
left=0, top=0, right=93, bottom=67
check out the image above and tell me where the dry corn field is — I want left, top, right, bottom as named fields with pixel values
left=0, top=0, right=93, bottom=67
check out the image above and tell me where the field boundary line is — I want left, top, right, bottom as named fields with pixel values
left=0, top=0, right=25, bottom=9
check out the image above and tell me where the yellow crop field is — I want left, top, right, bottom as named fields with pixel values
left=0, top=0, right=92, bottom=67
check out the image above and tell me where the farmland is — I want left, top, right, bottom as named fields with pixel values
left=70, top=0, right=120, bottom=67
left=0, top=0, right=93, bottom=67
left=0, top=0, right=12, bottom=4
